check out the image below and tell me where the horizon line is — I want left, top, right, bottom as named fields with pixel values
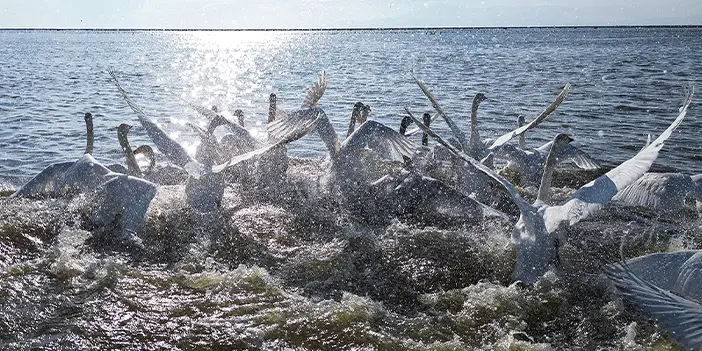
left=1, top=24, right=701, bottom=31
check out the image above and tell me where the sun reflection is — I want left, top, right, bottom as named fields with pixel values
left=154, top=31, right=303, bottom=157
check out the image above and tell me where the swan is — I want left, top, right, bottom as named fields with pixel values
left=406, top=86, right=692, bottom=284
left=410, top=71, right=571, bottom=158
left=182, top=73, right=329, bottom=189
left=110, top=70, right=322, bottom=212
left=12, top=112, right=113, bottom=198
left=269, top=104, right=504, bottom=226
left=613, top=172, right=702, bottom=214
left=606, top=251, right=702, bottom=350
left=495, top=131, right=600, bottom=187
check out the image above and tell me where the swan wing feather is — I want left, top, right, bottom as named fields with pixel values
left=606, top=260, right=702, bottom=351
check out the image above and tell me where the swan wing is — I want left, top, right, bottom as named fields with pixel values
left=109, top=70, right=196, bottom=169
left=559, top=144, right=600, bottom=170
left=11, top=161, right=76, bottom=198
left=410, top=71, right=470, bottom=150
left=340, top=120, right=418, bottom=162
left=489, top=83, right=570, bottom=150
left=212, top=108, right=322, bottom=174
left=543, top=88, right=692, bottom=233
left=301, top=71, right=327, bottom=108
left=268, top=107, right=339, bottom=155
left=612, top=173, right=683, bottom=210
left=606, top=261, right=702, bottom=351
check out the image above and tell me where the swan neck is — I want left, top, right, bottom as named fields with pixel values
left=316, top=116, right=341, bottom=159
left=85, top=114, right=94, bottom=155
left=118, top=129, right=142, bottom=177
left=268, top=94, right=277, bottom=123
left=536, top=143, right=563, bottom=204
left=399, top=117, right=412, bottom=135
left=347, top=108, right=359, bottom=138
left=517, top=117, right=525, bottom=149
left=470, top=100, right=480, bottom=145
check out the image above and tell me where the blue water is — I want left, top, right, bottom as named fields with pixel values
left=1, top=27, right=700, bottom=188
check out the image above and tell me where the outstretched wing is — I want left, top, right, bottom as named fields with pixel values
left=109, top=70, right=196, bottom=169
left=340, top=120, right=418, bottom=162
left=409, top=71, right=470, bottom=150
left=606, top=261, right=702, bottom=351
left=301, top=71, right=327, bottom=109
left=559, top=144, right=600, bottom=170
left=489, top=83, right=570, bottom=150
left=11, top=161, right=75, bottom=198
left=212, top=108, right=322, bottom=174
left=543, top=87, right=693, bottom=233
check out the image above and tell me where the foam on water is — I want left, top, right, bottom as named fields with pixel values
left=1, top=157, right=701, bottom=349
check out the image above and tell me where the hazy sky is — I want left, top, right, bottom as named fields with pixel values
left=2, top=0, right=701, bottom=29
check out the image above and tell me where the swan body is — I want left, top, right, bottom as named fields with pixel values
left=407, top=87, right=692, bottom=283
left=613, top=172, right=702, bottom=213
left=606, top=251, right=702, bottom=350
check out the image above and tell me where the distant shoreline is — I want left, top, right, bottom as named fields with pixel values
left=1, top=25, right=701, bottom=31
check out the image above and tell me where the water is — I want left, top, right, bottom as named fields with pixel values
left=1, top=28, right=702, bottom=350
left=1, top=27, right=701, bottom=187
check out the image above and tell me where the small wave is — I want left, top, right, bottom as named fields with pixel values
left=614, top=105, right=648, bottom=111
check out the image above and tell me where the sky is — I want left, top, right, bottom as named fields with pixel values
left=1, top=0, right=701, bottom=29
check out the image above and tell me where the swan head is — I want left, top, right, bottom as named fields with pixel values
left=517, top=115, right=525, bottom=127
left=117, top=123, right=134, bottom=152
left=473, top=93, right=488, bottom=105
left=234, top=109, right=245, bottom=127
left=360, top=103, right=371, bottom=121
left=84, top=112, right=93, bottom=124
left=550, top=133, right=574, bottom=157
left=399, top=116, right=413, bottom=135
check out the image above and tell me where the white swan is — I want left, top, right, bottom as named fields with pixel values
left=12, top=112, right=113, bottom=198
left=409, top=72, right=571, bottom=158
left=495, top=132, right=600, bottom=187
left=406, top=86, right=692, bottom=284
left=613, top=172, right=702, bottom=214
left=183, top=72, right=329, bottom=188
left=606, top=251, right=702, bottom=350
left=110, top=70, right=322, bottom=212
